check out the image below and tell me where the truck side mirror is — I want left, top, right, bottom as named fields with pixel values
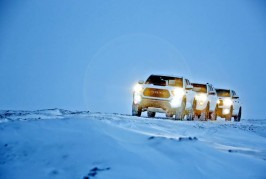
left=232, top=95, right=239, bottom=99
left=186, top=84, right=193, bottom=90
left=138, top=80, right=144, bottom=84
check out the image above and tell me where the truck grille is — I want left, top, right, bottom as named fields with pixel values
left=143, top=88, right=170, bottom=98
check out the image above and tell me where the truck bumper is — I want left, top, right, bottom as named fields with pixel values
left=138, top=98, right=178, bottom=114
left=217, top=106, right=231, bottom=117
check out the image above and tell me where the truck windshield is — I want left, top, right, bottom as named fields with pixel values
left=192, top=83, right=207, bottom=93
left=216, top=89, right=231, bottom=97
left=145, top=75, right=183, bottom=87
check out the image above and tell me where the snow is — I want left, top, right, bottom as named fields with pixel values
left=0, top=109, right=265, bottom=179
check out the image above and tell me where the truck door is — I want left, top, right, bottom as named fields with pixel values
left=232, top=90, right=240, bottom=114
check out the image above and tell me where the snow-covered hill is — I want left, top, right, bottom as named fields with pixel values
left=0, top=109, right=265, bottom=179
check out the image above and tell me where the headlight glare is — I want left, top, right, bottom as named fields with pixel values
left=133, top=84, right=143, bottom=93
left=223, top=108, right=230, bottom=114
left=172, top=88, right=185, bottom=98
left=134, top=94, right=142, bottom=104
left=195, top=94, right=207, bottom=102
left=223, top=99, right=232, bottom=106
left=170, top=98, right=182, bottom=108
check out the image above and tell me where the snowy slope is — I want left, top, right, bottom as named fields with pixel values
left=0, top=109, right=265, bottom=179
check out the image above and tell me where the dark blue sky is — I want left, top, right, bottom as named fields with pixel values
left=0, top=0, right=265, bottom=119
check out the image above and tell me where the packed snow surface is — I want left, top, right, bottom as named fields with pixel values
left=0, top=109, right=265, bottom=179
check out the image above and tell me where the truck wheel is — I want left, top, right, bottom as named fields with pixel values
left=175, top=100, right=185, bottom=120
left=210, top=105, right=218, bottom=121
left=225, top=107, right=233, bottom=121
left=234, top=107, right=241, bottom=122
left=147, top=111, right=156, bottom=118
left=201, top=103, right=209, bottom=121
left=187, top=100, right=196, bottom=121
left=166, top=112, right=173, bottom=118
left=132, top=104, right=142, bottom=117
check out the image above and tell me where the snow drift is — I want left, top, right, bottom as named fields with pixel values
left=0, top=109, right=265, bottom=179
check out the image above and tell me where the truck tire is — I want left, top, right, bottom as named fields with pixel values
left=132, top=104, right=142, bottom=117
left=166, top=112, right=173, bottom=118
left=175, top=99, right=186, bottom=120
left=147, top=111, right=156, bottom=118
left=225, top=107, right=233, bottom=121
left=201, top=103, right=209, bottom=121
left=210, top=105, right=218, bottom=121
left=187, top=100, right=196, bottom=121
left=234, top=107, right=241, bottom=122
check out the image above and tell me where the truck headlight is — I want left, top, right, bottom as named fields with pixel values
left=223, top=108, right=230, bottom=114
left=223, top=99, right=232, bottom=106
left=133, top=84, right=143, bottom=93
left=134, top=94, right=142, bottom=104
left=170, top=98, right=182, bottom=108
left=195, top=94, right=207, bottom=102
left=172, top=88, right=185, bottom=98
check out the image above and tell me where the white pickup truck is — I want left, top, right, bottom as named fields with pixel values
left=132, top=74, right=196, bottom=120
left=215, top=89, right=242, bottom=122
left=192, top=83, right=218, bottom=120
